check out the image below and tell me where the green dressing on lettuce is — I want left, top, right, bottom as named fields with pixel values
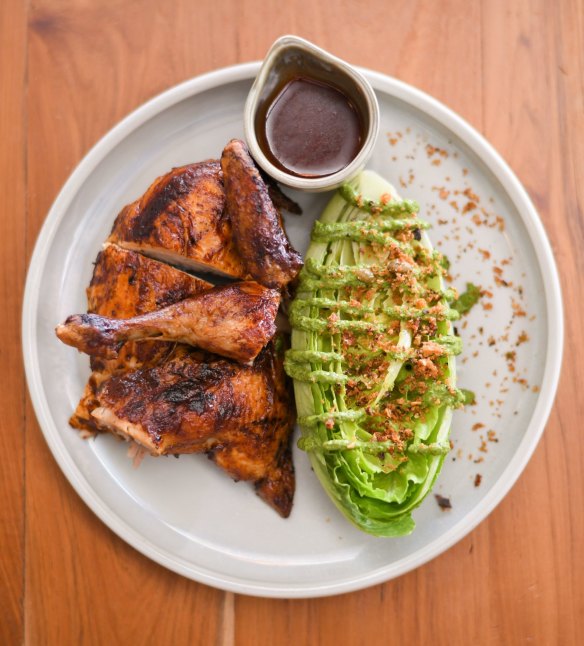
left=285, top=171, right=467, bottom=537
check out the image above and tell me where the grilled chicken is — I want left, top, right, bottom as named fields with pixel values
left=65, top=243, right=295, bottom=516
left=64, top=148, right=302, bottom=516
left=70, top=244, right=213, bottom=433
left=57, top=281, right=280, bottom=364
left=87, top=243, right=212, bottom=374
left=108, top=161, right=248, bottom=279
left=221, top=139, right=303, bottom=289
left=91, top=340, right=295, bottom=517
left=87, top=243, right=212, bottom=316
left=262, top=173, right=303, bottom=215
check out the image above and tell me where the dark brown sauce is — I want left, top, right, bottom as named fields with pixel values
left=256, top=76, right=365, bottom=178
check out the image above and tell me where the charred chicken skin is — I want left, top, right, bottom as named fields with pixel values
left=62, top=147, right=302, bottom=516
left=70, top=244, right=213, bottom=433
left=63, top=243, right=296, bottom=516
left=56, top=281, right=280, bottom=364
left=87, top=243, right=212, bottom=317
left=91, top=341, right=295, bottom=517
left=221, top=139, right=303, bottom=290
left=86, top=243, right=212, bottom=375
left=108, top=160, right=248, bottom=279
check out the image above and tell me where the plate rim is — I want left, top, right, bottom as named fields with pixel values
left=22, top=61, right=564, bottom=598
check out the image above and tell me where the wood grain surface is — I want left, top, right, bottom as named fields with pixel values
left=2, top=0, right=582, bottom=643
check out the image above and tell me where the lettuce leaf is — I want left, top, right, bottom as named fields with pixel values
left=287, top=171, right=460, bottom=537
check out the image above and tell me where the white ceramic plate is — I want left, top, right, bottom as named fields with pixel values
left=22, top=63, right=563, bottom=598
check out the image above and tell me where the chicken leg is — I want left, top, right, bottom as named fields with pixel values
left=56, top=281, right=280, bottom=364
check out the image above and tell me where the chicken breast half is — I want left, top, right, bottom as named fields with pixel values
left=108, top=160, right=248, bottom=279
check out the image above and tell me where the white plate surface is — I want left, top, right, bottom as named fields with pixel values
left=22, top=63, right=563, bottom=598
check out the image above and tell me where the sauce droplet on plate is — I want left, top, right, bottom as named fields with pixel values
left=258, top=77, right=365, bottom=178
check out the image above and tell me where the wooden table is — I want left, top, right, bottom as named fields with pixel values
left=2, top=0, right=582, bottom=643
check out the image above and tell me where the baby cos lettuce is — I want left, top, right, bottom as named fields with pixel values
left=286, top=171, right=464, bottom=536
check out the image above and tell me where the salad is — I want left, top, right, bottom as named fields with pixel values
left=285, top=170, right=468, bottom=536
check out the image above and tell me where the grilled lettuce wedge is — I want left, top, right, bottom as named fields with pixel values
left=285, top=170, right=465, bottom=536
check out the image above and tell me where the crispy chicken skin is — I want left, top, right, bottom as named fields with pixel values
left=108, top=161, right=248, bottom=279
left=92, top=341, right=296, bottom=517
left=67, top=243, right=296, bottom=516
left=65, top=153, right=300, bottom=515
left=70, top=245, right=212, bottom=432
left=57, top=281, right=280, bottom=364
left=87, top=243, right=212, bottom=374
left=221, top=139, right=303, bottom=289
left=88, top=243, right=212, bottom=318
left=262, top=174, right=303, bottom=215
